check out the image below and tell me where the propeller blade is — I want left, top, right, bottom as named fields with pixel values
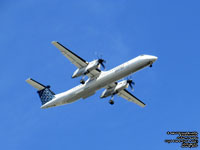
left=100, top=62, right=105, bottom=69
left=127, top=79, right=135, bottom=91
left=98, top=59, right=106, bottom=69
left=129, top=83, right=133, bottom=89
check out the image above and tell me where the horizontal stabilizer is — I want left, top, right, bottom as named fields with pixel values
left=26, top=78, right=46, bottom=91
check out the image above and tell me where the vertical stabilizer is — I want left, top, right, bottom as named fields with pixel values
left=26, top=78, right=55, bottom=105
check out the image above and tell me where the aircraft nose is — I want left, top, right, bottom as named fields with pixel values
left=149, top=55, right=158, bottom=62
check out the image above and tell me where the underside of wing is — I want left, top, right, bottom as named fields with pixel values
left=118, top=89, right=146, bottom=107
left=105, top=82, right=117, bottom=89
left=87, top=68, right=101, bottom=78
left=52, top=41, right=88, bottom=68
left=52, top=41, right=102, bottom=78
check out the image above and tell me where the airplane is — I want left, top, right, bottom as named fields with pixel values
left=26, top=41, right=158, bottom=109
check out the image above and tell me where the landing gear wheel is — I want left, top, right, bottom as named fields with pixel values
left=150, top=64, right=152, bottom=68
left=80, top=79, right=85, bottom=84
left=109, top=100, right=114, bottom=105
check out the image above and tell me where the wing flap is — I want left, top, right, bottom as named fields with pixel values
left=118, top=89, right=146, bottom=107
left=105, top=82, right=117, bottom=89
left=87, top=68, right=101, bottom=78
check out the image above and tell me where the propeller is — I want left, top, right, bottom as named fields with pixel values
left=127, top=79, right=135, bottom=91
left=98, top=58, right=106, bottom=69
left=94, top=52, right=106, bottom=70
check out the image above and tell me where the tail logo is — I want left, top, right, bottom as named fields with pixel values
left=38, top=87, right=55, bottom=105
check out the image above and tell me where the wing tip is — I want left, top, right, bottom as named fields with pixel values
left=25, top=77, right=32, bottom=82
left=141, top=104, right=146, bottom=108
left=51, top=41, right=58, bottom=45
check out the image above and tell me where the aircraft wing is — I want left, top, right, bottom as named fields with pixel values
left=87, top=68, right=101, bottom=78
left=52, top=41, right=101, bottom=78
left=52, top=41, right=88, bottom=68
left=117, top=89, right=146, bottom=107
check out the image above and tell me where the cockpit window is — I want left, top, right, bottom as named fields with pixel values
left=140, top=54, right=145, bottom=56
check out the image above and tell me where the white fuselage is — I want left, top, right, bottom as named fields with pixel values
left=41, top=55, right=157, bottom=108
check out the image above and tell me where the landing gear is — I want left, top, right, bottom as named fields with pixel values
left=149, top=62, right=153, bottom=68
left=109, top=95, right=114, bottom=105
left=80, top=79, right=85, bottom=84
left=80, top=75, right=86, bottom=84
left=109, top=100, right=114, bottom=105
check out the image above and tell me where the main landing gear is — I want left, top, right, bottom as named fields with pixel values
left=109, top=95, right=114, bottom=105
left=109, top=100, right=114, bottom=105
left=80, top=75, right=86, bottom=84
left=80, top=71, right=89, bottom=84
left=80, top=79, right=85, bottom=84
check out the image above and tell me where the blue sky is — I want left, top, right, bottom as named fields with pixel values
left=1, top=0, right=200, bottom=150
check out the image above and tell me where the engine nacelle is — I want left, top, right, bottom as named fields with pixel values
left=72, top=60, right=99, bottom=78
left=100, top=80, right=128, bottom=98
left=86, top=60, right=100, bottom=72
left=72, top=67, right=86, bottom=78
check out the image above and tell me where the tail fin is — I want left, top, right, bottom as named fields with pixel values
left=26, top=78, right=55, bottom=105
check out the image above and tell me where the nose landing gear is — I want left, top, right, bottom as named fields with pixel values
left=149, top=61, right=153, bottom=68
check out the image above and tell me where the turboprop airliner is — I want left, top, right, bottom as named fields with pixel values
left=26, top=41, right=157, bottom=109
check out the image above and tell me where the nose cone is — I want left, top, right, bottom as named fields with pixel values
left=148, top=55, right=158, bottom=62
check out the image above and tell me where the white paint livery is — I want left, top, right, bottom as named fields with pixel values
left=26, top=41, right=158, bottom=109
